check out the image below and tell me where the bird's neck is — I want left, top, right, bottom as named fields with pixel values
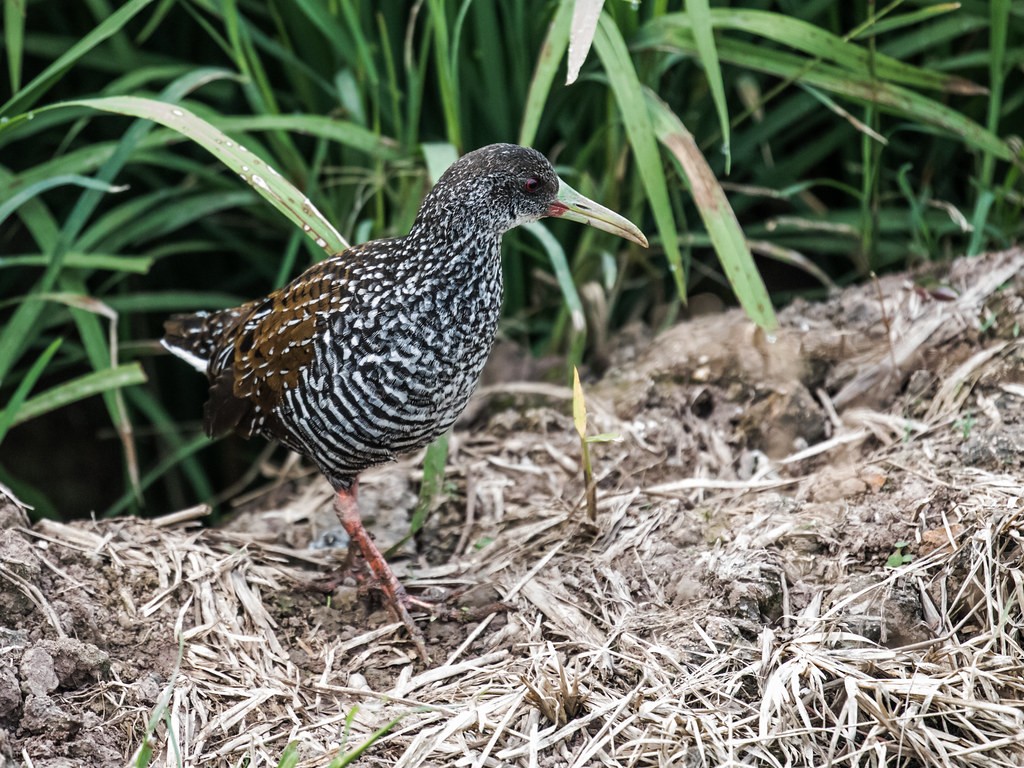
left=410, top=182, right=508, bottom=242
left=405, top=217, right=505, bottom=276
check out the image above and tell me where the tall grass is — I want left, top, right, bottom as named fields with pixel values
left=1, top=0, right=1020, bottom=518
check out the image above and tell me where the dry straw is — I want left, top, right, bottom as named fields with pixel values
left=6, top=249, right=1024, bottom=766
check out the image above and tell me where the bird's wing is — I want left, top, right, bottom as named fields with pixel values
left=204, top=257, right=352, bottom=440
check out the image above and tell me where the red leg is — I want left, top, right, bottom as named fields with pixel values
left=333, top=485, right=428, bottom=662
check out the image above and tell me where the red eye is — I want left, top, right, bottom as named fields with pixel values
left=523, top=177, right=541, bottom=194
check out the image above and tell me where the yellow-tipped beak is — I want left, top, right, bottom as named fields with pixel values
left=547, top=179, right=649, bottom=248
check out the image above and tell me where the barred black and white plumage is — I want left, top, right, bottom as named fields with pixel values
left=162, top=143, right=647, bottom=659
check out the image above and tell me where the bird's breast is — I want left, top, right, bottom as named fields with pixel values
left=298, top=263, right=503, bottom=449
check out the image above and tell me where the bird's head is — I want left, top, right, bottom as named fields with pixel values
left=416, top=143, right=649, bottom=248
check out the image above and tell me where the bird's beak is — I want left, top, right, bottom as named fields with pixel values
left=547, top=179, right=649, bottom=248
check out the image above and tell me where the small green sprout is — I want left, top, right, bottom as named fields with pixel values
left=572, top=367, right=622, bottom=521
left=885, top=541, right=914, bottom=568
left=954, top=412, right=976, bottom=439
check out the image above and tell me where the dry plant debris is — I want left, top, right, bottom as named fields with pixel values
left=0, top=249, right=1023, bottom=767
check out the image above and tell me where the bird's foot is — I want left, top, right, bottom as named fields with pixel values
left=382, top=581, right=429, bottom=663
left=312, top=568, right=513, bottom=662
left=308, top=567, right=430, bottom=661
left=333, top=486, right=430, bottom=662
left=327, top=487, right=516, bottom=662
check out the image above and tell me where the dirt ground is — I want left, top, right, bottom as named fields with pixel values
left=1, top=248, right=1023, bottom=767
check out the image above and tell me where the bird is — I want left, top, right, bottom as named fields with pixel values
left=162, top=143, right=648, bottom=660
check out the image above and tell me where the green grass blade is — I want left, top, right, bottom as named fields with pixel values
left=0, top=70, right=237, bottom=387
left=969, top=0, right=1010, bottom=256
left=1, top=125, right=270, bottom=210
left=134, top=0, right=175, bottom=44
left=103, top=433, right=209, bottom=517
left=376, top=10, right=405, bottom=143
left=290, top=0, right=379, bottom=87
left=642, top=10, right=986, bottom=95
left=0, top=167, right=58, bottom=251
left=103, top=291, right=243, bottom=314
left=386, top=432, right=448, bottom=559
left=222, top=0, right=308, bottom=180
left=71, top=187, right=186, bottom=252
left=427, top=0, right=462, bottom=150
left=519, top=0, right=573, bottom=147
left=686, top=0, right=731, bottom=173
left=4, top=362, right=146, bottom=430
left=461, top=0, right=513, bottom=135
left=523, top=221, right=587, bottom=367
left=644, top=26, right=1011, bottom=161
left=646, top=91, right=776, bottom=329
left=799, top=83, right=887, bottom=144
left=79, top=190, right=255, bottom=253
left=127, top=636, right=183, bottom=766
left=451, top=0, right=475, bottom=102
left=222, top=0, right=261, bottom=104
left=124, top=387, right=214, bottom=509
left=852, top=3, right=963, bottom=39
left=0, top=174, right=127, bottom=227
left=967, top=190, right=995, bottom=257
left=746, top=240, right=837, bottom=291
left=19, top=96, right=351, bottom=255
left=4, top=0, right=25, bottom=93
left=0, top=0, right=154, bottom=117
left=0, top=143, right=137, bottom=204
left=337, top=0, right=381, bottom=88
left=328, top=714, right=406, bottom=767
left=214, top=115, right=400, bottom=159
left=0, top=338, right=61, bottom=445
left=46, top=283, right=142, bottom=500
left=593, top=14, right=685, bottom=298
left=0, top=253, right=153, bottom=273
left=877, top=11, right=988, bottom=60
left=400, top=4, right=432, bottom=150
left=275, top=742, right=300, bottom=768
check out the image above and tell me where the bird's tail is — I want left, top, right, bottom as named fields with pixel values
left=162, top=311, right=232, bottom=373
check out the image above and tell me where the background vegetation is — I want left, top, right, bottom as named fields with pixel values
left=1, top=0, right=1021, bottom=520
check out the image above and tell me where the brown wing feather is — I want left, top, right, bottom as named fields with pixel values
left=203, top=257, right=351, bottom=440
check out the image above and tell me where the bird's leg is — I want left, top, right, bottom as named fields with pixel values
left=333, top=484, right=428, bottom=662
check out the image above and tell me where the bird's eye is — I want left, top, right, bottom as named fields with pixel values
left=522, top=177, right=541, bottom=194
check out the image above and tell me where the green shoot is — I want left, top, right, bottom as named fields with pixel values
left=885, top=541, right=914, bottom=568
left=386, top=432, right=448, bottom=559
left=572, top=366, right=621, bottom=521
